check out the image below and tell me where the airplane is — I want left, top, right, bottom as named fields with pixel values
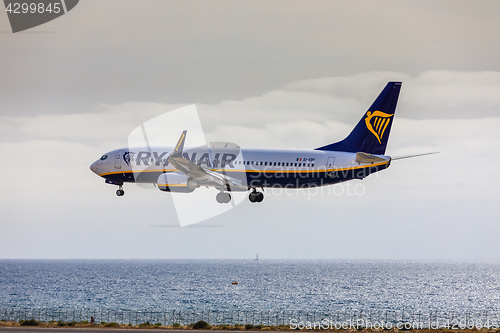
left=90, top=82, right=435, bottom=203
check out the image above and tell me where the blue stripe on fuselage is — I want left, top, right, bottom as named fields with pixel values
left=102, top=162, right=389, bottom=189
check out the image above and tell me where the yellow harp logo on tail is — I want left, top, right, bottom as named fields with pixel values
left=365, top=111, right=393, bottom=144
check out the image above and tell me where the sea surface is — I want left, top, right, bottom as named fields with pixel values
left=1, top=260, right=500, bottom=312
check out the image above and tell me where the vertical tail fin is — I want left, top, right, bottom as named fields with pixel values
left=315, top=81, right=401, bottom=155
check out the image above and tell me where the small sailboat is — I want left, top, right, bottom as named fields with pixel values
left=255, top=253, right=258, bottom=261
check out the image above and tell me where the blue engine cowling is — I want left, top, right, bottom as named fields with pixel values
left=157, top=172, right=199, bottom=193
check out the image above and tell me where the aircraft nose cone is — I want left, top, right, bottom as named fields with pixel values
left=90, top=161, right=99, bottom=175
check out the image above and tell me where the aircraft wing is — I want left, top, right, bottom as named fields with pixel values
left=391, top=152, right=440, bottom=160
left=167, top=131, right=247, bottom=190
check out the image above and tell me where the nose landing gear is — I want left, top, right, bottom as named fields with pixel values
left=248, top=189, right=264, bottom=203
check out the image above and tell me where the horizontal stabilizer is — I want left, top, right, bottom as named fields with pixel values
left=355, top=152, right=389, bottom=164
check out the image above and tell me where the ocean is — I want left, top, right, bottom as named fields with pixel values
left=1, top=259, right=500, bottom=313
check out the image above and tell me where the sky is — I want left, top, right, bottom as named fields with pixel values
left=1, top=0, right=499, bottom=259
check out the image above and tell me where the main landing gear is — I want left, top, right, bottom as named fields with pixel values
left=216, top=192, right=231, bottom=204
left=116, top=185, right=124, bottom=196
left=248, top=189, right=264, bottom=203
left=216, top=190, right=264, bottom=203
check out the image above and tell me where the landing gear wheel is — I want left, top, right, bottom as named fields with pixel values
left=249, top=191, right=264, bottom=203
left=216, top=192, right=231, bottom=203
left=116, top=186, right=124, bottom=196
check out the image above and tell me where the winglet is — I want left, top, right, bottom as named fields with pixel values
left=170, top=130, right=187, bottom=159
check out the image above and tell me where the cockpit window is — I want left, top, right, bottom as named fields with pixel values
left=100, top=155, right=108, bottom=160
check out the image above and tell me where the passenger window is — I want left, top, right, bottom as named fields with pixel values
left=286, top=162, right=289, bottom=166
left=273, top=162, right=276, bottom=166
left=294, top=163, right=297, bottom=167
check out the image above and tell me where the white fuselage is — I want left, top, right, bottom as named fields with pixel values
left=90, top=146, right=391, bottom=190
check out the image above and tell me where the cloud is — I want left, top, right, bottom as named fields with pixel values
left=2, top=71, right=499, bottom=147
left=0, top=102, right=186, bottom=147
left=3, top=1, right=500, bottom=119
left=401, top=71, right=500, bottom=119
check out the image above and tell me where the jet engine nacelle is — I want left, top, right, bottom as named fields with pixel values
left=157, top=172, right=199, bottom=193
